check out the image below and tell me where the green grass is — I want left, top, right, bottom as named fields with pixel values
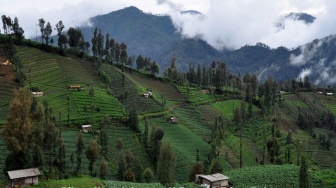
left=103, top=180, right=198, bottom=188
left=32, top=176, right=104, bottom=188
left=177, top=86, right=213, bottom=105
left=226, top=164, right=323, bottom=188
left=212, top=99, right=258, bottom=119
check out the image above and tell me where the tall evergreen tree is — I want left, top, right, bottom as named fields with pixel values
left=85, top=139, right=100, bottom=176
left=299, top=156, right=309, bottom=188
left=157, top=142, right=175, bottom=187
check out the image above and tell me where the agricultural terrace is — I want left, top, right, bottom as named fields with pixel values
left=103, top=180, right=198, bottom=188
left=311, top=128, right=336, bottom=168
left=16, top=46, right=124, bottom=123
left=212, top=99, right=259, bottom=119
left=62, top=131, right=96, bottom=176
left=173, top=104, right=212, bottom=142
left=196, top=104, right=223, bottom=125
left=316, top=93, right=336, bottom=115
left=139, top=117, right=231, bottom=182
left=0, top=71, right=18, bottom=124
left=30, top=176, right=104, bottom=188
left=177, top=86, right=214, bottom=105
left=100, top=64, right=162, bottom=114
left=122, top=70, right=186, bottom=107
left=106, top=122, right=153, bottom=178
left=226, top=164, right=323, bottom=188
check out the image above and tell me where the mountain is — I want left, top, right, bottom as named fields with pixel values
left=276, top=12, right=316, bottom=30
left=79, top=7, right=336, bottom=86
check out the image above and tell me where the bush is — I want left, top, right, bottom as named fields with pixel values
left=142, top=168, right=153, bottom=183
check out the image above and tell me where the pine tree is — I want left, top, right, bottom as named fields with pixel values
left=299, top=156, right=309, bottom=188
left=157, top=142, right=175, bottom=187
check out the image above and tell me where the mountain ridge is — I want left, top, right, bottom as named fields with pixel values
left=79, top=6, right=336, bottom=85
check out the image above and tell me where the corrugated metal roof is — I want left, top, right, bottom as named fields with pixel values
left=198, top=173, right=229, bottom=182
left=8, top=168, right=40, bottom=179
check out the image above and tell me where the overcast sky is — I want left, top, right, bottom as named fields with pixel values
left=1, top=0, right=336, bottom=50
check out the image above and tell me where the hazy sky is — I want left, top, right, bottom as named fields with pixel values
left=1, top=0, right=336, bottom=49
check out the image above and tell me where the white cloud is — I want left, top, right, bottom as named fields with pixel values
left=1, top=0, right=336, bottom=50
left=298, top=68, right=312, bottom=79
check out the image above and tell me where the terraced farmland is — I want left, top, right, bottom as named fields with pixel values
left=16, top=46, right=124, bottom=123
left=100, top=64, right=162, bottom=114
left=139, top=117, right=226, bottom=182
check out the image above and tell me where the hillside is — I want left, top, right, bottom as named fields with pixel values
left=0, top=44, right=335, bottom=187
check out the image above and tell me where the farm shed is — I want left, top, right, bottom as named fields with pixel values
left=325, top=93, right=333, bottom=96
left=196, top=173, right=230, bottom=188
left=167, top=117, right=177, bottom=123
left=69, top=85, right=82, bottom=90
left=7, top=168, right=40, bottom=187
left=143, top=91, right=153, bottom=98
left=32, top=92, right=44, bottom=97
left=81, top=125, right=92, bottom=133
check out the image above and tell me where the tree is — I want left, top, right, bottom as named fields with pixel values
left=97, top=29, right=104, bottom=59
left=128, top=109, right=139, bottom=132
left=44, top=22, right=52, bottom=46
left=299, top=156, right=309, bottom=188
left=38, top=18, right=45, bottom=43
left=157, top=141, right=175, bottom=187
left=91, top=27, right=98, bottom=60
left=99, top=158, right=109, bottom=179
left=150, top=61, right=160, bottom=76
left=118, top=153, right=126, bottom=180
left=189, top=163, right=203, bottom=182
left=2, top=88, right=34, bottom=170
left=75, top=132, right=85, bottom=175
left=143, top=118, right=149, bottom=147
left=85, top=139, right=100, bottom=176
left=13, top=17, right=24, bottom=43
left=142, top=167, right=153, bottom=183
left=124, top=169, right=135, bottom=182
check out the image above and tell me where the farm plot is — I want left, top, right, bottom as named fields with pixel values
left=196, top=104, right=223, bottom=124
left=177, top=86, right=213, bottom=105
left=317, top=95, right=336, bottom=115
left=212, top=99, right=258, bottom=119
left=139, top=117, right=216, bottom=182
left=101, top=64, right=162, bottom=114
left=62, top=130, right=95, bottom=176
left=106, top=123, right=153, bottom=179
left=173, top=104, right=212, bottom=142
left=123, top=70, right=186, bottom=105
left=226, top=164, right=323, bottom=188
left=71, top=87, right=124, bottom=120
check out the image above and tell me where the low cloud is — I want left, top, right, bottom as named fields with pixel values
left=167, top=0, right=336, bottom=50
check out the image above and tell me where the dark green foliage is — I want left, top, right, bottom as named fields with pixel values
left=85, top=139, right=100, bottom=176
left=99, top=158, right=109, bottom=180
left=118, top=153, right=126, bottom=181
left=299, top=156, right=309, bottom=188
left=189, top=163, right=203, bottom=182
left=124, top=169, right=135, bottom=182
left=157, top=141, right=175, bottom=187
left=142, top=167, right=154, bottom=183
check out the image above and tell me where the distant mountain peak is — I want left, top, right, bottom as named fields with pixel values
left=181, top=10, right=202, bottom=15
left=276, top=12, right=316, bottom=30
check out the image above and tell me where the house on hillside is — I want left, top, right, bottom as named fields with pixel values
left=7, top=168, right=40, bottom=187
left=167, top=117, right=177, bottom=124
left=32, top=91, right=44, bottom=97
left=81, top=125, right=92, bottom=133
left=143, top=91, right=153, bottom=98
left=196, top=173, right=230, bottom=188
left=325, top=92, right=334, bottom=96
left=69, top=85, right=82, bottom=91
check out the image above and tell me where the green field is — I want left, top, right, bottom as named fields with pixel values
left=226, top=164, right=323, bottom=188
left=16, top=46, right=124, bottom=123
